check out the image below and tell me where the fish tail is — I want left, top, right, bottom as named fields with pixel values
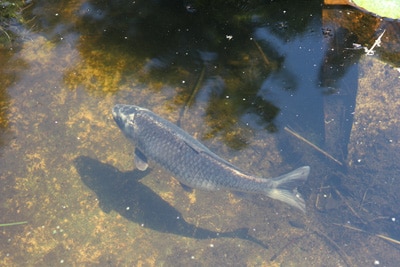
left=264, top=166, right=310, bottom=212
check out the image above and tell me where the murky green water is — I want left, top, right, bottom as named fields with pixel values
left=1, top=0, right=399, bottom=266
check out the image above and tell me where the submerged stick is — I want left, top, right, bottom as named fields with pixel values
left=177, top=64, right=206, bottom=127
left=334, top=189, right=365, bottom=223
left=252, top=39, right=271, bottom=68
left=284, top=126, right=343, bottom=166
left=313, top=228, right=353, bottom=267
left=0, top=221, right=28, bottom=227
left=270, top=233, right=310, bottom=261
left=333, top=223, right=400, bottom=245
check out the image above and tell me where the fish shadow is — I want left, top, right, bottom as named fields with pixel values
left=73, top=156, right=268, bottom=249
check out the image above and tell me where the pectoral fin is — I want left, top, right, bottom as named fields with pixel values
left=134, top=148, right=148, bottom=171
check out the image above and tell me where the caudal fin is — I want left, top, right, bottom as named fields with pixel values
left=265, top=166, right=310, bottom=213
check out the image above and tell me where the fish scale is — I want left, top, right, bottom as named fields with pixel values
left=112, top=104, right=310, bottom=212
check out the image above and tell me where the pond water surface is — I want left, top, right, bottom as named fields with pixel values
left=1, top=0, right=400, bottom=266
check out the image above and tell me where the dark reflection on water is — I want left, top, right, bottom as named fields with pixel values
left=23, top=1, right=400, bottom=153
left=28, top=0, right=327, bottom=150
left=74, top=156, right=268, bottom=249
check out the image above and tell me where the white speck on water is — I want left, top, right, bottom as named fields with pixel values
left=374, top=260, right=380, bottom=265
left=225, top=95, right=229, bottom=99
left=191, top=256, right=195, bottom=259
left=141, top=223, right=144, bottom=227
left=357, top=159, right=362, bottom=163
left=176, top=216, right=180, bottom=219
left=182, top=80, right=186, bottom=84
left=392, top=217, right=396, bottom=222
left=126, top=206, right=130, bottom=210
left=60, top=259, right=64, bottom=264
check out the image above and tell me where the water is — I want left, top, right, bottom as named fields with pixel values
left=1, top=0, right=399, bottom=265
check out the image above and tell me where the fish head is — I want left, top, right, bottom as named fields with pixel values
left=112, top=104, right=147, bottom=140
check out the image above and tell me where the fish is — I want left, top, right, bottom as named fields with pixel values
left=112, top=104, right=310, bottom=212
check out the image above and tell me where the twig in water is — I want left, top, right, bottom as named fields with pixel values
left=252, top=39, right=270, bottom=69
left=270, top=233, right=310, bottom=261
left=177, top=64, right=206, bottom=127
left=312, top=228, right=353, bottom=267
left=364, top=30, right=386, bottom=56
left=0, top=221, right=28, bottom=227
left=284, top=126, right=343, bottom=166
left=334, top=189, right=365, bottom=223
left=333, top=223, right=400, bottom=246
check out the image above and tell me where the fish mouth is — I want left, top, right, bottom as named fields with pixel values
left=112, top=104, right=148, bottom=130
left=112, top=104, right=134, bottom=120
left=112, top=105, right=121, bottom=125
left=112, top=104, right=132, bottom=130
left=112, top=104, right=124, bottom=119
left=112, top=104, right=147, bottom=117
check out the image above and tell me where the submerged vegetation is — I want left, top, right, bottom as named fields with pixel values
left=0, top=0, right=27, bottom=46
